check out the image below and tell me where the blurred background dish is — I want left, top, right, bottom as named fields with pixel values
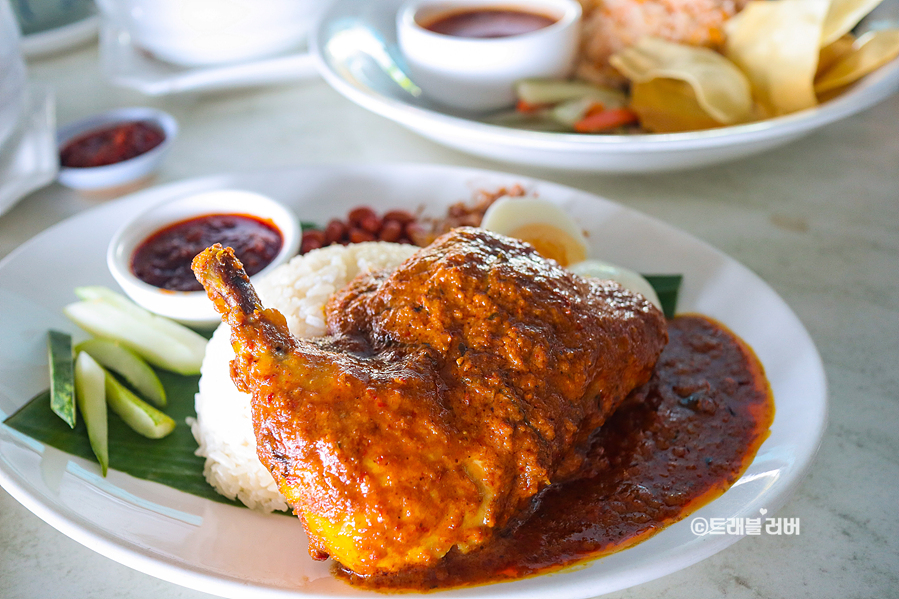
left=313, top=0, right=899, bottom=172
left=10, top=0, right=94, bottom=37
left=94, top=0, right=324, bottom=67
left=11, top=0, right=98, bottom=58
left=94, top=0, right=325, bottom=95
left=97, top=19, right=319, bottom=96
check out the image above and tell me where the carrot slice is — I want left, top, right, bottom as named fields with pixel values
left=574, top=107, right=640, bottom=133
left=516, top=99, right=550, bottom=113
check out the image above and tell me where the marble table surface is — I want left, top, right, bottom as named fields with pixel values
left=1, top=38, right=897, bottom=599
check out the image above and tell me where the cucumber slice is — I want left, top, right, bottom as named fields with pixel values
left=104, top=373, right=176, bottom=439
left=64, top=300, right=205, bottom=375
left=74, top=286, right=208, bottom=357
left=551, top=97, right=598, bottom=127
left=75, top=338, right=167, bottom=408
left=47, top=330, right=77, bottom=428
left=515, top=79, right=628, bottom=107
left=74, top=351, right=108, bottom=476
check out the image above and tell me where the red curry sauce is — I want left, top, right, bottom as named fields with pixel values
left=339, top=314, right=774, bottom=590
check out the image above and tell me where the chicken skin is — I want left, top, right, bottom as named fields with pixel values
left=192, top=228, right=667, bottom=576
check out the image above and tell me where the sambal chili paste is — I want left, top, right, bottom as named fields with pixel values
left=60, top=121, right=165, bottom=168
left=131, top=214, right=282, bottom=292
left=339, top=314, right=774, bottom=590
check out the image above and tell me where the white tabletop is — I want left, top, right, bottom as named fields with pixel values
left=2, top=40, right=898, bottom=599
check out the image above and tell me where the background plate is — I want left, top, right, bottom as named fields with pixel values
left=312, top=0, right=899, bottom=173
left=0, top=164, right=826, bottom=598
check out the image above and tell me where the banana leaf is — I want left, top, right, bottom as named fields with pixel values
left=643, top=274, right=683, bottom=319
left=3, top=369, right=242, bottom=508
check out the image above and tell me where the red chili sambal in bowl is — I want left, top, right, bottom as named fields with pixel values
left=131, top=213, right=283, bottom=293
left=60, top=120, right=165, bottom=169
left=56, top=107, right=178, bottom=191
left=107, top=189, right=301, bottom=328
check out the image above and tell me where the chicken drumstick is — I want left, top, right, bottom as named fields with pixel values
left=192, top=228, right=667, bottom=576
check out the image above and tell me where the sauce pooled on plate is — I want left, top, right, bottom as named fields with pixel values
left=339, top=314, right=774, bottom=590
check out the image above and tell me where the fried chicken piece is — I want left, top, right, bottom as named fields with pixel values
left=192, top=228, right=667, bottom=576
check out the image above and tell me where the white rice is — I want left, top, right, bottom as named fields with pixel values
left=191, top=242, right=419, bottom=512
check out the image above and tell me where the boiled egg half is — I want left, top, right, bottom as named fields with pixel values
left=480, top=196, right=588, bottom=267
left=481, top=196, right=661, bottom=310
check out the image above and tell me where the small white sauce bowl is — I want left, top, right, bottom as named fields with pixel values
left=396, top=0, right=582, bottom=112
left=107, top=189, right=301, bottom=328
left=57, top=107, right=178, bottom=191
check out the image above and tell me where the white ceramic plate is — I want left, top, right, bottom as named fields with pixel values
left=312, top=0, right=899, bottom=173
left=0, top=165, right=827, bottom=598
left=99, top=20, right=319, bottom=96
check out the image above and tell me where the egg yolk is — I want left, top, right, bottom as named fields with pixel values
left=509, top=223, right=587, bottom=266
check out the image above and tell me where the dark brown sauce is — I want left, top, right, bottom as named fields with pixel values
left=422, top=8, right=557, bottom=38
left=131, top=214, right=282, bottom=292
left=338, top=314, right=774, bottom=590
left=60, top=121, right=165, bottom=168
